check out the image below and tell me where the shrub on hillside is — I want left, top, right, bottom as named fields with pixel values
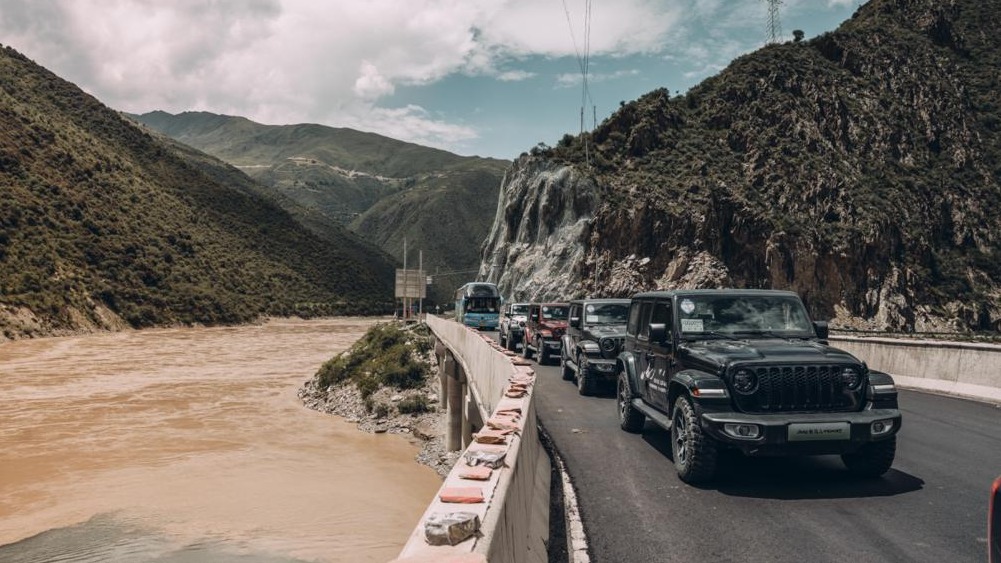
left=315, top=322, right=430, bottom=395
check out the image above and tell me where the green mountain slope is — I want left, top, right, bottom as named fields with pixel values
left=505, top=0, right=1000, bottom=330
left=0, top=46, right=395, bottom=338
left=132, top=111, right=509, bottom=303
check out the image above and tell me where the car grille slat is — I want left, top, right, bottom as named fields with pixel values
left=734, top=364, right=860, bottom=413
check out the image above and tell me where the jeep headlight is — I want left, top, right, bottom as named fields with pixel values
left=732, top=368, right=757, bottom=394
left=841, top=367, right=862, bottom=390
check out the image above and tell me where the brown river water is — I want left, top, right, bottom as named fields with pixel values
left=0, top=318, right=442, bottom=563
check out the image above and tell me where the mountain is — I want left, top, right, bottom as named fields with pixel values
left=0, top=45, right=396, bottom=339
left=480, top=0, right=1001, bottom=332
left=131, top=111, right=510, bottom=304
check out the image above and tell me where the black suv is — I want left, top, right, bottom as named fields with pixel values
left=560, top=299, right=630, bottom=396
left=616, top=289, right=901, bottom=484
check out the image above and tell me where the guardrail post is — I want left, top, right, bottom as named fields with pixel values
left=445, top=351, right=464, bottom=452
left=461, top=385, right=473, bottom=448
left=436, top=338, right=447, bottom=408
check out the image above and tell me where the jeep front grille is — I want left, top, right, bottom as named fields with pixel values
left=731, top=364, right=863, bottom=413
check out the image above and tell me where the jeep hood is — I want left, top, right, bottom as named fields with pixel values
left=584, top=324, right=627, bottom=340
left=679, top=339, right=861, bottom=369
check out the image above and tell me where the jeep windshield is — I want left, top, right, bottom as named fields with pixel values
left=509, top=304, right=529, bottom=316
left=676, top=294, right=814, bottom=339
left=585, top=303, right=629, bottom=325
left=541, top=305, right=569, bottom=320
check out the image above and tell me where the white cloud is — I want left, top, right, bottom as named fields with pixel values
left=3, top=0, right=857, bottom=153
left=496, top=70, right=535, bottom=82
left=555, top=69, right=641, bottom=88
left=353, top=62, right=395, bottom=99
left=0, top=0, right=684, bottom=151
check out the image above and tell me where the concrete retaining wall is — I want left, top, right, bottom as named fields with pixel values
left=831, top=336, right=1001, bottom=404
left=394, top=316, right=551, bottom=563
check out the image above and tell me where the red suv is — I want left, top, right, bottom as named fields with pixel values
left=521, top=302, right=570, bottom=365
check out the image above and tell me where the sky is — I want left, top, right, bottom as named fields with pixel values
left=0, top=0, right=862, bottom=160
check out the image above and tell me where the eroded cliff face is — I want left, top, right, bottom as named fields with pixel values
left=479, top=160, right=597, bottom=301
left=480, top=0, right=1001, bottom=331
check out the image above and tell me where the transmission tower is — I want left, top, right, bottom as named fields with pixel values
left=764, top=0, right=783, bottom=44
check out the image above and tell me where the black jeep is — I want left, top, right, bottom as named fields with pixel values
left=560, top=299, right=631, bottom=396
left=616, top=289, right=901, bottom=484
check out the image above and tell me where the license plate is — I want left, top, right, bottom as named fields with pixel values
left=787, top=422, right=850, bottom=441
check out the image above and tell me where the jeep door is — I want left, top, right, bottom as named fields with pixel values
left=527, top=304, right=540, bottom=345
left=643, top=299, right=673, bottom=412
left=632, top=300, right=657, bottom=402
left=566, top=303, right=581, bottom=349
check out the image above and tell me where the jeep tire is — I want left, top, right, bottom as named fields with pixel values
left=537, top=337, right=550, bottom=365
left=841, top=436, right=896, bottom=478
left=671, top=395, right=718, bottom=484
left=560, top=351, right=574, bottom=381
left=506, top=333, right=517, bottom=352
left=522, top=336, right=533, bottom=360
left=577, top=353, right=597, bottom=396
left=617, top=373, right=645, bottom=433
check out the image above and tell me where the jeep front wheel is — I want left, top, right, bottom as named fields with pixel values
left=577, top=353, right=596, bottom=396
left=841, top=436, right=896, bottom=478
left=560, top=350, right=574, bottom=381
left=522, top=335, right=533, bottom=359
left=538, top=338, right=550, bottom=365
left=506, top=333, right=517, bottom=352
left=671, top=395, right=718, bottom=484
left=617, top=373, right=645, bottom=433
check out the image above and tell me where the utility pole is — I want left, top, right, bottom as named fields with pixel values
left=764, top=0, right=783, bottom=45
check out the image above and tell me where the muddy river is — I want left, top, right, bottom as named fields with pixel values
left=0, top=318, right=442, bottom=562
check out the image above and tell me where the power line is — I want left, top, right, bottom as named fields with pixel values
left=561, top=0, right=594, bottom=166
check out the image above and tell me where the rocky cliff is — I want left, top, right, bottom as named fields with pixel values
left=481, top=0, right=1001, bottom=331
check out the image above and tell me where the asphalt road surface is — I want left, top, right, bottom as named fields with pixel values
left=495, top=333, right=1001, bottom=563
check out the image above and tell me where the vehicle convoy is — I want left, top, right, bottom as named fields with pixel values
left=454, top=282, right=502, bottom=330
left=522, top=303, right=570, bottom=365
left=560, top=299, right=631, bottom=396
left=499, top=302, right=530, bottom=351
left=615, top=289, right=902, bottom=484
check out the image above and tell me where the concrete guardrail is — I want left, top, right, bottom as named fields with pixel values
left=393, top=315, right=551, bottom=563
left=831, top=336, right=1001, bottom=404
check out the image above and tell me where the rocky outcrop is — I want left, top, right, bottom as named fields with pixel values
left=480, top=0, right=1001, bottom=332
left=479, top=159, right=599, bottom=300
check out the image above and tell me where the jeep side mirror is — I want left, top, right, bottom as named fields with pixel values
left=813, top=321, right=829, bottom=340
left=570, top=316, right=581, bottom=328
left=991, top=476, right=1001, bottom=563
left=649, top=323, right=668, bottom=345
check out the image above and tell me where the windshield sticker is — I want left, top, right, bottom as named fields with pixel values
left=680, top=299, right=696, bottom=314
left=542, top=306, right=550, bottom=313
left=586, top=305, right=595, bottom=312
left=681, top=318, right=704, bottom=332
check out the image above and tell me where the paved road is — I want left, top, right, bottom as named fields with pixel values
left=495, top=333, right=1001, bottom=563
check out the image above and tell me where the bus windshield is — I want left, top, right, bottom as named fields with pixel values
left=467, top=297, right=499, bottom=313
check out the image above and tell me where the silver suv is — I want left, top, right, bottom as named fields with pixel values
left=499, top=302, right=530, bottom=351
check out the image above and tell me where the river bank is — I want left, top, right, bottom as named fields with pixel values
left=297, top=321, right=460, bottom=478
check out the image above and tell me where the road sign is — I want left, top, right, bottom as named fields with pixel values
left=395, top=269, right=426, bottom=298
